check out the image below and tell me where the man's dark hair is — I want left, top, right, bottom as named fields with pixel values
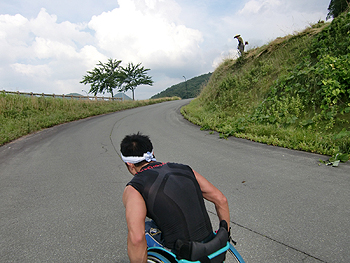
left=120, top=132, right=153, bottom=166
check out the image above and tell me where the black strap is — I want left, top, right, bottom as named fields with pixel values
left=198, top=255, right=211, bottom=263
left=175, top=220, right=229, bottom=262
left=175, top=239, right=192, bottom=260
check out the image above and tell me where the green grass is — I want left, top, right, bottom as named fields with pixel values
left=182, top=14, right=350, bottom=160
left=0, top=93, right=179, bottom=146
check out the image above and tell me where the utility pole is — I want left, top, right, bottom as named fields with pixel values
left=183, top=76, right=187, bottom=99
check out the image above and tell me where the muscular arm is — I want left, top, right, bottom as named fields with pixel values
left=193, top=170, right=230, bottom=229
left=123, top=185, right=148, bottom=263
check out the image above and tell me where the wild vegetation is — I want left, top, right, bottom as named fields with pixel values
left=0, top=93, right=178, bottom=146
left=182, top=12, right=350, bottom=161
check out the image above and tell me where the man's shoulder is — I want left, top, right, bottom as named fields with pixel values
left=165, top=162, right=187, bottom=167
left=166, top=162, right=193, bottom=173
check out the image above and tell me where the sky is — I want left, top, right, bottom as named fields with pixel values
left=0, top=0, right=331, bottom=100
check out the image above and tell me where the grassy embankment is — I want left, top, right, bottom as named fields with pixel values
left=182, top=13, right=350, bottom=162
left=0, top=94, right=179, bottom=146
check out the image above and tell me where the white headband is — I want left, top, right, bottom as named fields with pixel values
left=121, top=150, right=156, bottom=164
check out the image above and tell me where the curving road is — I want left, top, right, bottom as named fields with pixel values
left=1, top=99, right=349, bottom=262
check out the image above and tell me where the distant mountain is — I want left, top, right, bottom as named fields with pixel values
left=151, top=72, right=212, bottom=99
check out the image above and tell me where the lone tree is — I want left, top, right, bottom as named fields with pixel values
left=120, top=62, right=154, bottom=100
left=80, top=58, right=124, bottom=97
left=327, top=0, right=350, bottom=19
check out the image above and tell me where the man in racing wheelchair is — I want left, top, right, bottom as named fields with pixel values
left=121, top=133, right=230, bottom=263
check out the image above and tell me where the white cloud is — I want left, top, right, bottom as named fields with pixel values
left=29, top=8, right=93, bottom=47
left=0, top=8, right=104, bottom=95
left=239, top=0, right=281, bottom=14
left=0, top=13, right=28, bottom=35
left=32, top=37, right=75, bottom=59
left=0, top=8, right=95, bottom=63
left=79, top=45, right=108, bottom=69
left=11, top=63, right=52, bottom=77
left=0, top=14, right=30, bottom=63
left=88, top=0, right=203, bottom=70
left=223, top=0, right=328, bottom=50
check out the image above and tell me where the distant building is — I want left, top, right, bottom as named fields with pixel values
left=114, top=93, right=132, bottom=101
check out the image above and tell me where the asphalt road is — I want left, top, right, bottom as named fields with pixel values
left=1, top=99, right=349, bottom=263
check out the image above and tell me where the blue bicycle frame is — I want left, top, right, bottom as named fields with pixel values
left=147, top=241, right=245, bottom=263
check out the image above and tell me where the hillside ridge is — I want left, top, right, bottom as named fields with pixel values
left=151, top=73, right=212, bottom=99
left=182, top=12, right=350, bottom=159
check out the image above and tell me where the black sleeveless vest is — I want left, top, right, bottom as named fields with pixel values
left=127, top=162, right=213, bottom=249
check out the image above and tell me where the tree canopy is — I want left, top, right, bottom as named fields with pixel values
left=80, top=59, right=153, bottom=100
left=80, top=59, right=123, bottom=97
left=120, top=62, right=153, bottom=100
left=327, top=0, right=350, bottom=19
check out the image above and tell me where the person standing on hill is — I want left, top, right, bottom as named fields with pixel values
left=234, top=34, right=248, bottom=56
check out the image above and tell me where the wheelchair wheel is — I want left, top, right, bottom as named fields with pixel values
left=147, top=253, right=173, bottom=263
left=147, top=255, right=165, bottom=263
left=225, top=249, right=241, bottom=263
left=225, top=242, right=245, bottom=263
